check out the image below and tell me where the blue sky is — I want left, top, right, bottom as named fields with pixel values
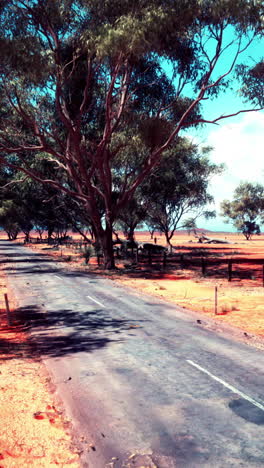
left=183, top=33, right=264, bottom=232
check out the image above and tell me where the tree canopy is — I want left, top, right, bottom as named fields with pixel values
left=237, top=60, right=264, bottom=107
left=0, top=0, right=263, bottom=267
left=221, top=182, right=264, bottom=239
left=141, top=142, right=220, bottom=247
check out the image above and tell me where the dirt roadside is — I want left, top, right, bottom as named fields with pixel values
left=0, top=267, right=80, bottom=468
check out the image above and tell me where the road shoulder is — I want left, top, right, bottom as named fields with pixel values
left=0, top=265, right=80, bottom=467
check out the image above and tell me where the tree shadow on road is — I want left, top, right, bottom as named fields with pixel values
left=1, top=304, right=145, bottom=360
left=2, top=261, right=95, bottom=278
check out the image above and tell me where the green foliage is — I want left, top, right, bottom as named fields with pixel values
left=182, top=217, right=198, bottom=233
left=141, top=140, right=221, bottom=244
left=116, top=198, right=146, bottom=241
left=139, top=118, right=174, bottom=151
left=0, top=200, right=23, bottom=239
left=0, top=0, right=263, bottom=267
left=237, top=61, right=264, bottom=107
left=221, top=182, right=264, bottom=239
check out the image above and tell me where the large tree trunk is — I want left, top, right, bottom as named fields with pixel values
left=94, top=217, right=115, bottom=269
left=101, top=223, right=115, bottom=269
left=86, top=201, right=115, bottom=269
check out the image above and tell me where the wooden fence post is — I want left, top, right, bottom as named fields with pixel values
left=148, top=250, right=152, bottom=266
left=4, top=293, right=11, bottom=326
left=228, top=259, right=232, bottom=282
left=201, top=257, right=206, bottom=276
left=163, top=252, right=167, bottom=269
left=262, top=264, right=264, bottom=288
left=180, top=254, right=184, bottom=269
left=214, top=286, right=218, bottom=315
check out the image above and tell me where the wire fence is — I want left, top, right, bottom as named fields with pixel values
left=27, top=237, right=264, bottom=287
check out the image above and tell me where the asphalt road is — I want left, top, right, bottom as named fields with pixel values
left=2, top=240, right=264, bottom=468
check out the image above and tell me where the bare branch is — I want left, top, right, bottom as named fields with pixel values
left=1, top=176, right=29, bottom=189
left=193, top=107, right=264, bottom=125
left=0, top=158, right=90, bottom=203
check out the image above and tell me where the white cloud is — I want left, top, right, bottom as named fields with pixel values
left=208, top=112, right=264, bottom=204
left=192, top=111, right=264, bottom=231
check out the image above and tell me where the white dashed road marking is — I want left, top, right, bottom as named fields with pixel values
left=187, top=359, right=264, bottom=412
left=86, top=295, right=105, bottom=308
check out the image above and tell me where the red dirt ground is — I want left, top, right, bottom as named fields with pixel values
left=0, top=265, right=80, bottom=467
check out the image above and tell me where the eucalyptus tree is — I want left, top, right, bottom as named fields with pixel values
left=0, top=164, right=28, bottom=239
left=142, top=141, right=220, bottom=248
left=0, top=0, right=263, bottom=268
left=237, top=60, right=264, bottom=107
left=221, top=182, right=264, bottom=239
left=115, top=198, right=147, bottom=242
left=0, top=200, right=22, bottom=240
left=12, top=176, right=93, bottom=242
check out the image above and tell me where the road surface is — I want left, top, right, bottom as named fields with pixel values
left=2, top=240, right=264, bottom=467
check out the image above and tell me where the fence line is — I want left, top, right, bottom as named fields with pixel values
left=25, top=237, right=264, bottom=286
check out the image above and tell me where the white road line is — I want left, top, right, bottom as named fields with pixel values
left=54, top=275, right=62, bottom=280
left=186, top=359, right=264, bottom=412
left=86, top=295, right=105, bottom=308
